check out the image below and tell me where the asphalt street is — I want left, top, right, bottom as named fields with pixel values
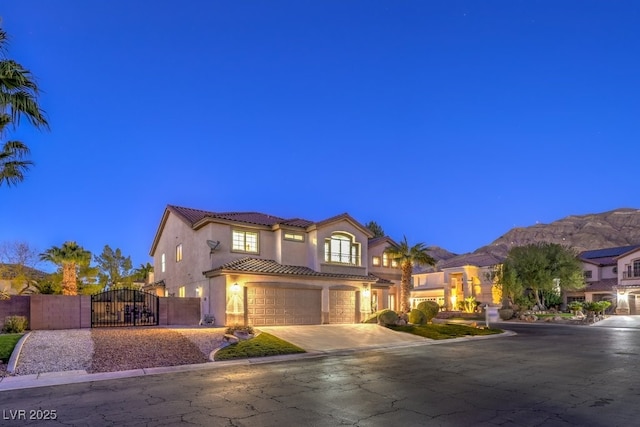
left=1, top=322, right=639, bottom=426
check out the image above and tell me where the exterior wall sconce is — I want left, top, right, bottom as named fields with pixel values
left=231, top=283, right=240, bottom=293
left=363, top=284, right=370, bottom=297
left=195, top=287, right=201, bottom=297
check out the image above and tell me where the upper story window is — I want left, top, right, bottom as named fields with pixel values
left=324, top=232, right=360, bottom=265
left=382, top=252, right=389, bottom=267
left=391, top=259, right=398, bottom=268
left=372, top=256, right=381, bottom=266
left=232, top=229, right=259, bottom=253
left=583, top=270, right=592, bottom=279
left=176, top=244, right=183, bottom=262
left=178, top=286, right=185, bottom=298
left=161, top=253, right=166, bottom=273
left=284, top=232, right=304, bottom=242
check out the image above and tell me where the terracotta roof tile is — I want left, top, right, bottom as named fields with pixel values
left=205, top=257, right=382, bottom=282
left=585, top=278, right=617, bottom=292
left=168, top=205, right=312, bottom=228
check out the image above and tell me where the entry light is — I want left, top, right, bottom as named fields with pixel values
left=231, top=283, right=240, bottom=293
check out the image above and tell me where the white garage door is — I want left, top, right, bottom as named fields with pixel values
left=247, top=286, right=322, bottom=326
left=329, top=289, right=356, bottom=324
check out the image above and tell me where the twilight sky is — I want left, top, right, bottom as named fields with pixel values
left=1, top=1, right=638, bottom=271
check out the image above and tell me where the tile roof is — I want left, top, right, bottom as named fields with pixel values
left=581, top=256, right=617, bottom=266
left=585, top=278, right=617, bottom=292
left=368, top=236, right=399, bottom=248
left=204, top=257, right=384, bottom=283
left=580, top=245, right=640, bottom=260
left=439, top=252, right=504, bottom=269
left=169, top=205, right=311, bottom=228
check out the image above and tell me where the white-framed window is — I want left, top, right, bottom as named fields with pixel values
left=178, top=286, right=185, bottom=298
left=161, top=253, right=166, bottom=273
left=324, top=232, right=360, bottom=265
left=284, top=232, right=304, bottom=242
left=176, top=244, right=183, bottom=262
left=382, top=252, right=389, bottom=267
left=372, top=256, right=381, bottom=266
left=391, top=259, right=398, bottom=268
left=232, top=230, right=259, bottom=253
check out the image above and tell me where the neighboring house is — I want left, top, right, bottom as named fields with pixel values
left=566, top=245, right=640, bottom=314
left=149, top=205, right=401, bottom=326
left=411, top=252, right=503, bottom=310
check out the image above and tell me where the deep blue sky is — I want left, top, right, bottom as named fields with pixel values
left=1, top=1, right=638, bottom=271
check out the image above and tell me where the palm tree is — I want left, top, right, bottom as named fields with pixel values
left=0, top=138, right=32, bottom=186
left=386, top=236, right=436, bottom=313
left=133, top=262, right=154, bottom=282
left=39, top=242, right=92, bottom=295
left=0, top=26, right=48, bottom=187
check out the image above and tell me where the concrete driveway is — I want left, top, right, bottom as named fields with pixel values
left=258, top=323, right=427, bottom=353
left=591, top=315, right=640, bottom=329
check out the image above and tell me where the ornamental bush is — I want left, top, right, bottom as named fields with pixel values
left=377, top=309, right=399, bottom=326
left=2, top=316, right=28, bottom=333
left=417, top=300, right=439, bottom=323
left=408, top=309, right=426, bottom=325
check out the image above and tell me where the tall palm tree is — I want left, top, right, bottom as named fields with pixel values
left=0, top=26, right=48, bottom=187
left=39, top=242, right=92, bottom=295
left=386, top=236, right=436, bottom=313
left=0, top=138, right=32, bottom=186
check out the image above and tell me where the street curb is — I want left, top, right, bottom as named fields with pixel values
left=0, top=329, right=516, bottom=391
left=6, top=332, right=31, bottom=374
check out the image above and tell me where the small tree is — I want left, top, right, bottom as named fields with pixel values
left=365, top=221, right=385, bottom=238
left=94, top=245, right=133, bottom=289
left=494, top=243, right=585, bottom=310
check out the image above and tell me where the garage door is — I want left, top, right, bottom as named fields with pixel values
left=329, top=289, right=356, bottom=324
left=247, top=286, right=322, bottom=326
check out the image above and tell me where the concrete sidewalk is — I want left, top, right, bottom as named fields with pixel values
left=0, top=324, right=514, bottom=392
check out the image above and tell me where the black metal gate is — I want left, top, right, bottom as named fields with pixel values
left=91, top=289, right=159, bottom=327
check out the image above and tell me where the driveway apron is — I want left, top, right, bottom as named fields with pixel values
left=257, top=323, right=426, bottom=352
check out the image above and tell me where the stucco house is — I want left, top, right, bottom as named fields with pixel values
left=566, top=245, right=640, bottom=314
left=411, top=252, right=503, bottom=310
left=148, top=205, right=401, bottom=326
left=412, top=244, right=640, bottom=315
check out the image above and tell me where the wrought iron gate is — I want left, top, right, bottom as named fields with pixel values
left=91, top=289, right=159, bottom=327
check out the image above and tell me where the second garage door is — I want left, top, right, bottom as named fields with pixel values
left=329, top=289, right=356, bottom=323
left=247, top=286, right=322, bottom=326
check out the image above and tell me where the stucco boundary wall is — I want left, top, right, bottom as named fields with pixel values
left=0, top=295, right=201, bottom=330
left=0, top=295, right=31, bottom=331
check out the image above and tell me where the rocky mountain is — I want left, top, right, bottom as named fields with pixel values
left=426, top=246, right=458, bottom=262
left=474, top=208, right=640, bottom=259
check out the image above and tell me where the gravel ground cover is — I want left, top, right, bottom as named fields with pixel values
left=15, top=329, right=94, bottom=375
left=7, top=327, right=227, bottom=376
left=89, top=328, right=211, bottom=373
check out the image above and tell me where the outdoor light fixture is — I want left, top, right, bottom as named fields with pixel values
left=617, top=291, right=628, bottom=302
left=231, top=283, right=240, bottom=293
left=363, top=284, right=370, bottom=297
left=195, top=287, right=201, bottom=297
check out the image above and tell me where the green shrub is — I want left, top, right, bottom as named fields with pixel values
left=408, top=309, right=426, bottom=325
left=567, top=301, right=583, bottom=313
left=417, top=300, right=439, bottom=323
left=377, top=309, right=399, bottom=326
left=363, top=311, right=381, bottom=324
left=2, top=316, right=28, bottom=333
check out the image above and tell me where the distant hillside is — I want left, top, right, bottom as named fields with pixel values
left=426, top=246, right=458, bottom=262
left=474, top=208, right=640, bottom=259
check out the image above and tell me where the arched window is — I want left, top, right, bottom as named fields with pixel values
left=324, top=233, right=360, bottom=265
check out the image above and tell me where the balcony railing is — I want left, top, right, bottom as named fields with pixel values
left=622, top=271, right=640, bottom=279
